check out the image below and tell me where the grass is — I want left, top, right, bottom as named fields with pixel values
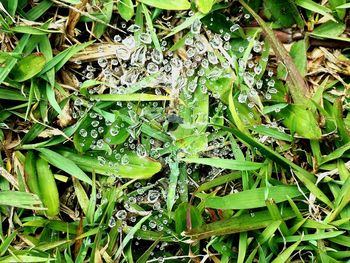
left=0, top=0, right=350, bottom=262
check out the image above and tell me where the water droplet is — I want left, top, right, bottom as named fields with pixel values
left=208, top=52, right=218, bottom=65
left=79, top=128, right=87, bottom=137
left=121, top=154, right=129, bottom=165
left=90, top=129, right=98, bottom=139
left=223, top=32, right=231, bottom=41
left=149, top=220, right=156, bottom=229
left=113, top=35, right=122, bottom=42
left=147, top=190, right=160, bottom=203
left=108, top=217, right=116, bottom=227
left=97, top=58, right=108, bottom=68
left=97, top=156, right=106, bottom=166
left=230, top=24, right=240, bottom=33
left=268, top=88, right=278, bottom=94
left=191, top=19, right=202, bottom=34
left=185, top=37, right=194, bottom=46
left=195, top=40, right=206, bottom=54
left=243, top=72, right=255, bottom=88
left=267, top=79, right=275, bottom=87
left=151, top=49, right=163, bottom=64
left=122, top=36, right=136, bottom=49
left=121, top=69, right=140, bottom=86
left=115, top=46, right=131, bottom=60
left=210, top=34, right=222, bottom=49
left=131, top=47, right=146, bottom=66
left=91, top=120, right=99, bottom=128
left=136, top=144, right=147, bottom=157
left=146, top=62, right=159, bottom=74
left=110, top=125, right=120, bottom=136
left=238, top=92, right=248, bottom=103
left=127, top=24, right=140, bottom=33
left=186, top=47, right=196, bottom=58
left=256, top=80, right=263, bottom=89
left=116, top=210, right=127, bottom=220
left=139, top=33, right=152, bottom=44
left=254, top=64, right=262, bottom=75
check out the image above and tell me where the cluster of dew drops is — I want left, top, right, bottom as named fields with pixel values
left=71, top=9, right=284, bottom=256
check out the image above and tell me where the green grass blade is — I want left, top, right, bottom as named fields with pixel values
left=37, top=148, right=92, bottom=185
left=205, top=185, right=304, bottom=210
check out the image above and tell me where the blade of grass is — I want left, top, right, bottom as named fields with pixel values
left=205, top=185, right=304, bottom=210
left=182, top=157, right=265, bottom=171
left=217, top=125, right=334, bottom=208
left=186, top=208, right=296, bottom=240
left=114, top=214, right=151, bottom=259
left=0, top=34, right=29, bottom=84
left=37, top=148, right=92, bottom=185
left=271, top=239, right=302, bottom=263
left=239, top=0, right=310, bottom=105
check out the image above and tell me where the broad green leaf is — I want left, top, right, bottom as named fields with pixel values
left=118, top=0, right=134, bottom=21
left=329, top=0, right=346, bottom=19
left=182, top=158, right=265, bottom=171
left=142, top=4, right=161, bottom=50
left=10, top=26, right=60, bottom=35
left=263, top=0, right=297, bottom=27
left=280, top=105, right=322, bottom=140
left=336, top=3, right=350, bottom=8
left=0, top=232, right=16, bottom=257
left=138, top=0, right=191, bottom=10
left=94, top=0, right=113, bottom=38
left=0, top=191, right=43, bottom=210
left=204, top=186, right=304, bottom=210
left=11, top=53, right=46, bottom=82
left=186, top=208, right=295, bottom=240
left=40, top=41, right=93, bottom=75
left=58, top=148, right=162, bottom=179
left=175, top=203, right=203, bottom=234
left=313, top=21, right=345, bottom=37
left=290, top=39, right=307, bottom=77
left=196, top=0, right=215, bottom=14
left=37, top=148, right=92, bottom=185
left=26, top=0, right=53, bottom=21
left=0, top=88, right=27, bottom=101
left=295, top=0, right=335, bottom=21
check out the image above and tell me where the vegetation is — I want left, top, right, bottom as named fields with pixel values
left=0, top=0, right=350, bottom=262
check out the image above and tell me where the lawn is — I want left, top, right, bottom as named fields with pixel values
left=0, top=0, right=350, bottom=262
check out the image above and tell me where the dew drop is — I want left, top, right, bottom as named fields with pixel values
left=191, top=18, right=202, bottom=34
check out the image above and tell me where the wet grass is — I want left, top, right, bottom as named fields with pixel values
left=0, top=0, right=350, bottom=262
